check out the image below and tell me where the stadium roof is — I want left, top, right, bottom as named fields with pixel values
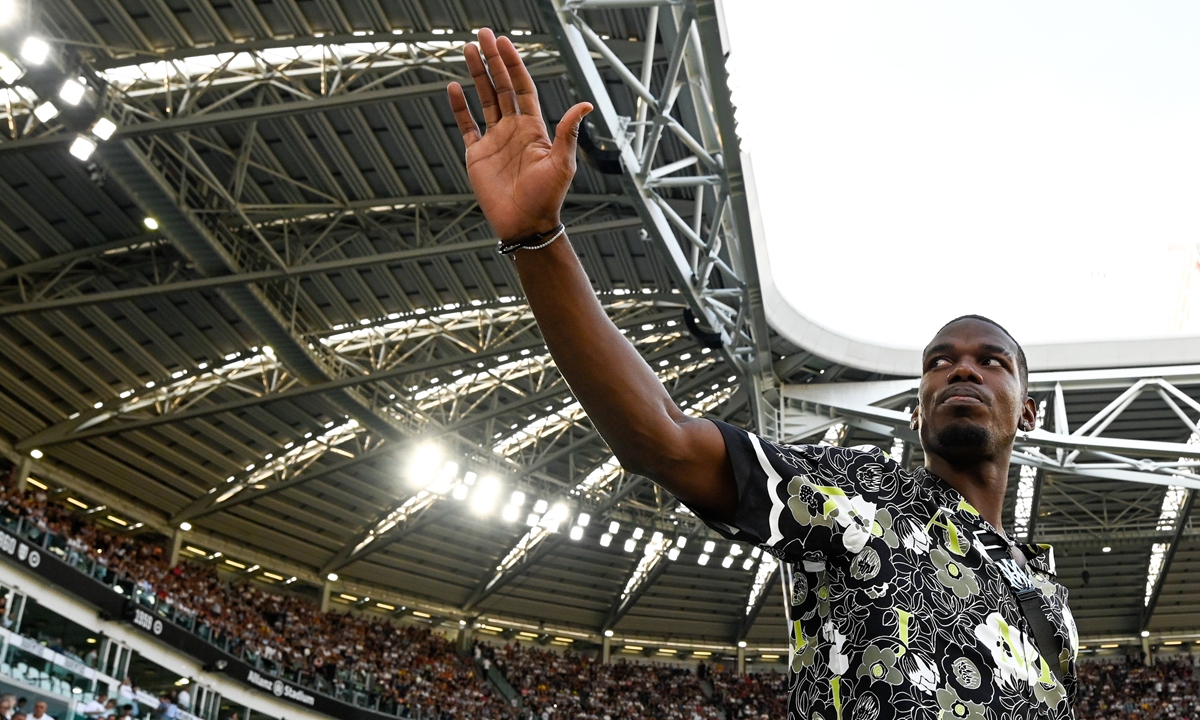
left=0, top=0, right=1197, bottom=654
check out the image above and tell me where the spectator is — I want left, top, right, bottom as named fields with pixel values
left=175, top=688, right=190, bottom=713
left=29, top=702, right=52, bottom=720
left=79, top=694, right=108, bottom=719
left=0, top=695, right=14, bottom=720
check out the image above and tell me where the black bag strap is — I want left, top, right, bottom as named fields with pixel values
left=975, top=530, right=1065, bottom=684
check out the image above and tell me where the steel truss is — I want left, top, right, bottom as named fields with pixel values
left=545, top=0, right=780, bottom=438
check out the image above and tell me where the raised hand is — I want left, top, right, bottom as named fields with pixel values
left=447, top=28, right=593, bottom=242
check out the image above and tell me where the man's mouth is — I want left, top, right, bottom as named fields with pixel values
left=941, top=390, right=985, bottom=406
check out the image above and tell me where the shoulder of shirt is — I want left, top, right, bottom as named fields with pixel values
left=774, top=441, right=892, bottom=461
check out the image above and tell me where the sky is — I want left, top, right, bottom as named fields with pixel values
left=723, top=1, right=1200, bottom=349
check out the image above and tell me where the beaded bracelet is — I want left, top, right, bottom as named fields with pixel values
left=496, top=224, right=566, bottom=256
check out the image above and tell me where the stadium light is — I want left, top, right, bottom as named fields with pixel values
left=29, top=449, right=43, bottom=459
left=742, top=558, right=754, bottom=570
left=0, top=54, right=23, bottom=84
left=20, top=37, right=49, bottom=65
left=525, top=513, right=539, bottom=527
left=532, top=498, right=548, bottom=514
left=501, top=504, right=519, bottom=522
left=737, top=641, right=747, bottom=648
left=703, top=540, right=716, bottom=553
left=178, top=522, right=192, bottom=532
left=608, top=520, right=620, bottom=534
left=675, top=536, right=687, bottom=548
left=698, top=553, right=710, bottom=565
left=463, top=471, right=477, bottom=486
left=721, top=556, right=734, bottom=568
left=143, top=217, right=159, bottom=230
left=604, top=629, right=614, bottom=637
left=1141, top=630, right=1150, bottom=638
left=406, top=444, right=441, bottom=488
left=569, top=526, right=583, bottom=541
left=470, top=476, right=500, bottom=515
left=451, top=485, right=469, bottom=500
left=631, top=527, right=644, bottom=540
left=91, top=118, right=117, bottom=141
left=576, top=513, right=590, bottom=527
left=650, top=531, right=663, bottom=544
left=327, top=572, right=339, bottom=582
left=0, top=0, right=16, bottom=26
left=59, top=78, right=85, bottom=105
left=667, top=547, right=680, bottom=561
left=33, top=101, right=58, bottom=122
left=510, top=491, right=525, bottom=506
left=599, top=533, right=612, bottom=547
left=623, top=538, right=637, bottom=553
left=1102, top=546, right=1112, bottom=553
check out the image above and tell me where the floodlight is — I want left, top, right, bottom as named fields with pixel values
left=703, top=540, right=715, bottom=553
left=179, top=522, right=192, bottom=532
left=697, top=553, right=710, bottom=566
left=721, top=556, right=734, bottom=568
left=0, top=54, right=23, bottom=84
left=0, top=0, right=15, bottom=26
left=608, top=520, right=620, bottom=534
left=407, top=444, right=441, bottom=488
left=650, top=531, right=663, bottom=544
left=667, top=547, right=680, bottom=561
left=59, top=78, right=85, bottom=105
left=91, top=117, right=117, bottom=140
left=675, top=536, right=687, bottom=548
left=20, top=37, right=49, bottom=65
left=737, top=641, right=747, bottom=648
left=463, top=471, right=477, bottom=486
left=604, top=629, right=614, bottom=638
left=631, top=527, right=644, bottom=540
left=525, top=513, right=539, bottom=527
left=69, top=136, right=97, bottom=161
left=33, top=101, right=58, bottom=122
left=510, top=490, right=525, bottom=506
left=599, top=533, right=612, bottom=547
left=29, top=449, right=43, bottom=459
left=576, top=512, right=590, bottom=527
left=327, top=572, right=339, bottom=582
left=1141, top=630, right=1150, bottom=638
left=451, top=485, right=469, bottom=500
left=569, top=526, right=583, bottom=541
left=742, top=558, right=754, bottom=570
left=730, top=544, right=742, bottom=556
left=443, top=460, right=459, bottom=477
left=501, top=504, right=519, bottom=522
left=143, top=217, right=159, bottom=230
left=623, top=538, right=636, bottom=553
left=532, top=498, right=548, bottom=514
left=470, top=475, right=500, bottom=515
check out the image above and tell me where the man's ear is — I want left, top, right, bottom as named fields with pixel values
left=910, top=404, right=920, bottom=431
left=1019, top=395, right=1037, bottom=432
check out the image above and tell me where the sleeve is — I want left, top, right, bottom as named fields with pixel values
left=690, top=420, right=894, bottom=561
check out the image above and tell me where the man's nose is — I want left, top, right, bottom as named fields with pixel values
left=947, top=358, right=983, bottom=383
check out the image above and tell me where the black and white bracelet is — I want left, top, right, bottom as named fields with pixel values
left=497, top=224, right=566, bottom=256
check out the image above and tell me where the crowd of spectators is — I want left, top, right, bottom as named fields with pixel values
left=1075, top=657, right=1200, bottom=719
left=492, top=644, right=721, bottom=720
left=708, top=671, right=786, bottom=720
left=0, top=484, right=511, bottom=720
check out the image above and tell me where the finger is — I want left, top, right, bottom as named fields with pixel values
left=478, top=28, right=518, bottom=117
left=447, top=82, right=481, bottom=147
left=552, top=102, right=594, bottom=168
left=464, top=42, right=501, bottom=128
left=497, top=35, right=541, bottom=120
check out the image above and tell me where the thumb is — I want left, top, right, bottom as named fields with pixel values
left=551, top=102, right=593, bottom=167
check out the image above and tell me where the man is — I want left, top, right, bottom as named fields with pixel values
left=448, top=29, right=1076, bottom=719
left=28, top=702, right=52, bottom=720
left=78, top=694, right=107, bottom=720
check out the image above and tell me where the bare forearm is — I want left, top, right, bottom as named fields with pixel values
left=512, top=236, right=734, bottom=517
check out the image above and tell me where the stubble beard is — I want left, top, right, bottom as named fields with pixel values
left=933, top=422, right=993, bottom=461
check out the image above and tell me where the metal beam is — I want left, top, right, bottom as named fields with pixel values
left=461, top=478, right=647, bottom=611
left=1025, top=468, right=1047, bottom=541
left=544, top=0, right=780, bottom=439
left=321, top=502, right=452, bottom=576
left=736, top=561, right=780, bottom=643
left=0, top=217, right=643, bottom=317
left=171, top=380, right=574, bottom=523
left=1141, top=490, right=1197, bottom=631
left=321, top=430, right=603, bottom=574
left=602, top=525, right=702, bottom=631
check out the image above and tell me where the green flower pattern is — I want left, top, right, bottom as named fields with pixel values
left=698, top=421, right=1077, bottom=720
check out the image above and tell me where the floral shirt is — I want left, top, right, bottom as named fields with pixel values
left=700, top=421, right=1078, bottom=720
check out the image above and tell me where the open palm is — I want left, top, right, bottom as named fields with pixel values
left=448, top=29, right=592, bottom=242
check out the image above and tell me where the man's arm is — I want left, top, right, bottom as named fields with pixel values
left=447, top=29, right=737, bottom=522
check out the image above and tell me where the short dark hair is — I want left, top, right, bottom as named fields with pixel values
left=934, top=314, right=1028, bottom=393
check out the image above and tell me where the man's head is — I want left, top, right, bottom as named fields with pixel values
left=32, top=703, right=46, bottom=718
left=912, top=316, right=1036, bottom=465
